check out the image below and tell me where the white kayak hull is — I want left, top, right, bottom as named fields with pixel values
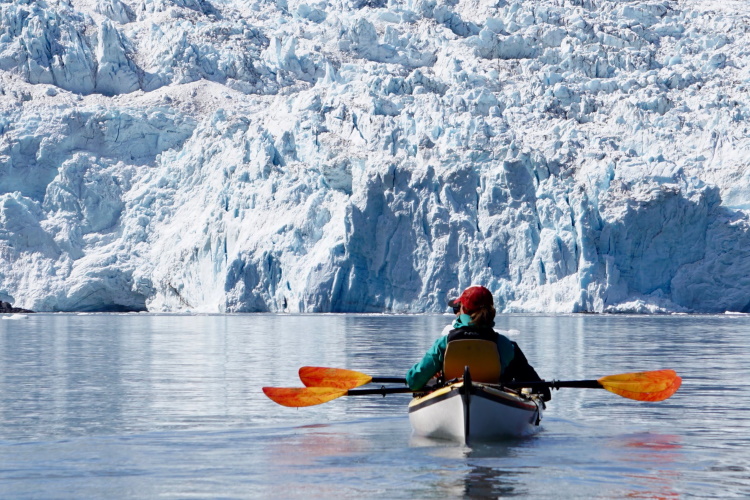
left=408, top=382, right=544, bottom=443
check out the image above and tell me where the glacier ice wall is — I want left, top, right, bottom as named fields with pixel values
left=0, top=0, right=749, bottom=313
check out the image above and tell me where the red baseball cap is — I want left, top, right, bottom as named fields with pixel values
left=453, top=286, right=493, bottom=313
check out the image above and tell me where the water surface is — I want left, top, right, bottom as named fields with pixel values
left=1, top=313, right=748, bottom=498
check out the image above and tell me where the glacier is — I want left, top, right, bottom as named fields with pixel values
left=0, top=0, right=749, bottom=313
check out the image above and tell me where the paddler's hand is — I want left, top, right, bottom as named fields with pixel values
left=538, top=386, right=552, bottom=402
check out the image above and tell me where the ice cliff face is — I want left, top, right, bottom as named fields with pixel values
left=0, top=0, right=748, bottom=313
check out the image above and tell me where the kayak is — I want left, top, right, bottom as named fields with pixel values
left=265, top=367, right=681, bottom=441
left=407, top=377, right=545, bottom=444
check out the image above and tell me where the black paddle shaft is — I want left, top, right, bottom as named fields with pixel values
left=505, top=380, right=603, bottom=390
left=371, top=377, right=603, bottom=390
left=368, top=376, right=604, bottom=390
left=345, top=379, right=603, bottom=397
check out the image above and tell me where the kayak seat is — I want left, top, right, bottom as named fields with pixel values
left=443, top=340, right=501, bottom=384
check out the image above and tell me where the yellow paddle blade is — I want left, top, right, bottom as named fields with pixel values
left=262, top=387, right=348, bottom=407
left=598, top=369, right=682, bottom=401
left=299, top=366, right=372, bottom=389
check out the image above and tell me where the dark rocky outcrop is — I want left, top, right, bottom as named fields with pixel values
left=0, top=301, right=34, bottom=313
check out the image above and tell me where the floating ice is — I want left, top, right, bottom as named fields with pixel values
left=2, top=314, right=28, bottom=320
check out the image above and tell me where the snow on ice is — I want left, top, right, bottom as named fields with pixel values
left=0, top=0, right=748, bottom=313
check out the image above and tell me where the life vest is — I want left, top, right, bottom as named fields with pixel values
left=443, top=326, right=515, bottom=383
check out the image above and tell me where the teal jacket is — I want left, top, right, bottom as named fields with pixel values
left=405, top=335, right=449, bottom=391
left=405, top=316, right=516, bottom=390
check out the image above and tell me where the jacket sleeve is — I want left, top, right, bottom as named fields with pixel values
left=405, top=336, right=447, bottom=390
left=503, top=342, right=551, bottom=401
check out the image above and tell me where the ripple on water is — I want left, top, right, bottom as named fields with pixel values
left=1, top=313, right=750, bottom=498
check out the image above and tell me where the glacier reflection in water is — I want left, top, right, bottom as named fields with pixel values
left=0, top=313, right=748, bottom=498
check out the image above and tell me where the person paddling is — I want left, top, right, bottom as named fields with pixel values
left=405, top=285, right=551, bottom=401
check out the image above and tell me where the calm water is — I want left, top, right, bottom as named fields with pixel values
left=0, top=313, right=748, bottom=499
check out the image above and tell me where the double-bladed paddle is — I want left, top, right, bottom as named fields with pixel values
left=261, top=367, right=413, bottom=408
left=262, top=367, right=682, bottom=407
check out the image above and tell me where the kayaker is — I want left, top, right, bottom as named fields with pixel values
left=406, top=285, right=551, bottom=401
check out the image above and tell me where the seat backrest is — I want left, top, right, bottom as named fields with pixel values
left=443, top=339, right=501, bottom=383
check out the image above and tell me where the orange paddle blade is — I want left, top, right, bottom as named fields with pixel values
left=603, top=376, right=682, bottom=402
left=598, top=369, right=682, bottom=401
left=262, top=387, right=347, bottom=407
left=299, top=366, right=372, bottom=389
